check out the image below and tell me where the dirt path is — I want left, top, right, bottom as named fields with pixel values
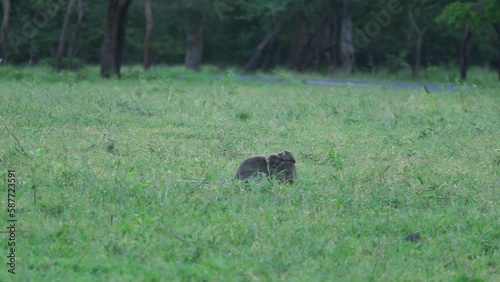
left=234, top=75, right=458, bottom=92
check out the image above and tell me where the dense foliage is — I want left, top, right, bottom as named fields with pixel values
left=1, top=0, right=499, bottom=75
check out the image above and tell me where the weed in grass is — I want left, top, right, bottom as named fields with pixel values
left=328, top=149, right=344, bottom=169
left=235, top=112, right=251, bottom=122
left=219, top=69, right=239, bottom=96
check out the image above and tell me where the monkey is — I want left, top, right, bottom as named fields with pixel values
left=404, top=233, right=421, bottom=243
left=275, top=150, right=297, bottom=184
left=235, top=153, right=279, bottom=182
left=235, top=150, right=296, bottom=184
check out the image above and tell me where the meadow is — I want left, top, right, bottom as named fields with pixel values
left=0, top=66, right=499, bottom=281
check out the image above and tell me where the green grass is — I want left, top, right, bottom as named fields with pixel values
left=1, top=63, right=499, bottom=87
left=0, top=67, right=499, bottom=281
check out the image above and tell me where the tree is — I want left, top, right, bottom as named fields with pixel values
left=55, top=0, right=76, bottom=71
left=184, top=3, right=203, bottom=71
left=143, top=0, right=153, bottom=70
left=288, top=11, right=309, bottom=71
left=493, top=23, right=500, bottom=79
left=436, top=0, right=494, bottom=80
left=244, top=0, right=341, bottom=73
left=401, top=0, right=451, bottom=77
left=244, top=17, right=283, bottom=73
left=459, top=23, right=472, bottom=80
left=68, top=0, right=85, bottom=70
left=407, top=3, right=433, bottom=77
left=340, top=0, right=355, bottom=74
left=239, top=0, right=291, bottom=73
left=1, top=0, right=10, bottom=63
left=100, top=0, right=133, bottom=78
left=323, top=1, right=340, bottom=71
left=287, top=3, right=337, bottom=72
left=482, top=0, right=500, bottom=79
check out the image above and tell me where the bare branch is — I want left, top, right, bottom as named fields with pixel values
left=4, top=125, right=31, bottom=159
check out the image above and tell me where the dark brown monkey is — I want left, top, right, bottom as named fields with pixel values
left=404, top=233, right=421, bottom=243
left=235, top=150, right=296, bottom=184
left=275, top=150, right=297, bottom=184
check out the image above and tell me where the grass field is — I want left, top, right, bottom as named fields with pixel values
left=0, top=67, right=499, bottom=281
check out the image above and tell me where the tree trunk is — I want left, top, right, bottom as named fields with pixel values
left=308, top=14, right=330, bottom=71
left=143, top=0, right=153, bottom=71
left=1, top=0, right=10, bottom=63
left=493, top=23, right=500, bottom=80
left=404, top=12, right=414, bottom=51
left=261, top=40, right=278, bottom=71
left=68, top=0, right=84, bottom=70
left=288, top=12, right=309, bottom=71
left=408, top=9, right=428, bottom=78
left=55, top=0, right=76, bottom=71
left=184, top=8, right=203, bottom=71
left=324, top=10, right=339, bottom=70
left=100, top=0, right=132, bottom=78
left=244, top=18, right=283, bottom=73
left=340, top=2, right=354, bottom=74
left=413, top=35, right=423, bottom=77
left=459, top=24, right=472, bottom=80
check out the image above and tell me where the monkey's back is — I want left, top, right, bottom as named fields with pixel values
left=235, top=155, right=269, bottom=181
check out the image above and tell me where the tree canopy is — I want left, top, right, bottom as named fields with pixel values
left=0, top=0, right=499, bottom=79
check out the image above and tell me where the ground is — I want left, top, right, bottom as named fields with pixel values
left=0, top=66, right=498, bottom=281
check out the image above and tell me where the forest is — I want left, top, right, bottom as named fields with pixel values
left=0, top=0, right=499, bottom=80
